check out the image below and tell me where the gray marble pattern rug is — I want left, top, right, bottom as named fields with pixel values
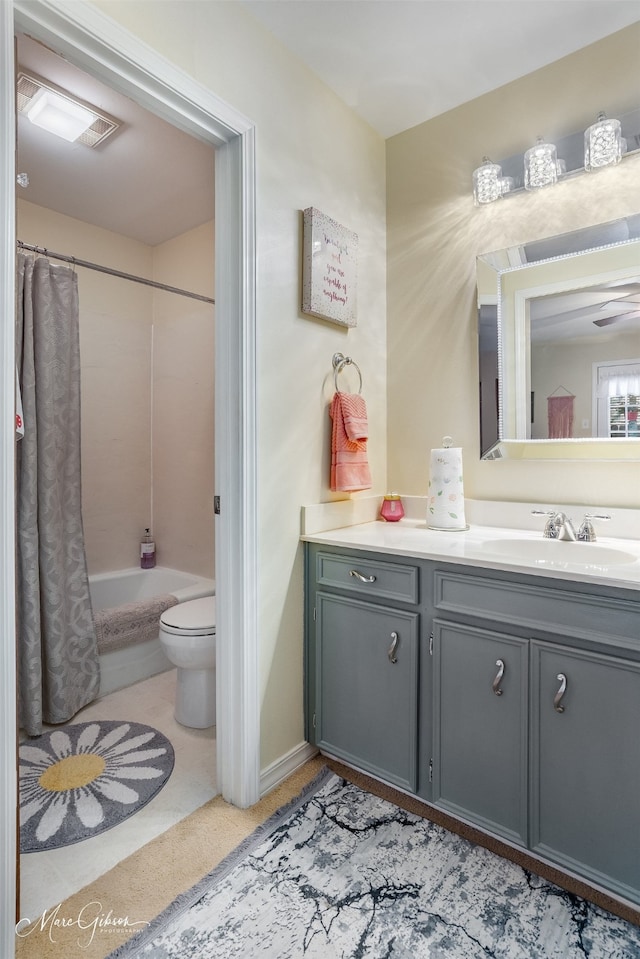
left=107, top=768, right=640, bottom=958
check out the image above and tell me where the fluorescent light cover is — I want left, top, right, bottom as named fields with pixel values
left=26, top=88, right=96, bottom=142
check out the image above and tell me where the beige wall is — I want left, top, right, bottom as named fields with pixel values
left=92, top=0, right=388, bottom=769
left=18, top=200, right=216, bottom=578
left=387, top=24, right=640, bottom=508
left=152, top=222, right=215, bottom=578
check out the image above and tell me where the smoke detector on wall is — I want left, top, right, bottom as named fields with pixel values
left=17, top=71, right=120, bottom=147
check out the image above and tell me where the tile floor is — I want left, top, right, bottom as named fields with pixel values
left=19, top=669, right=217, bottom=918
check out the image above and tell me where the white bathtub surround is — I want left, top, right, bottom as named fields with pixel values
left=89, top=566, right=216, bottom=609
left=90, top=566, right=215, bottom=697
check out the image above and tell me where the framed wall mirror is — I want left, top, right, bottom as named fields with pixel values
left=478, top=215, right=640, bottom=461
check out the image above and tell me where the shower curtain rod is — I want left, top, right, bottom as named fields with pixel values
left=17, top=241, right=215, bottom=305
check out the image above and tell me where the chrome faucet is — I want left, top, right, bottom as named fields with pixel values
left=552, top=512, right=577, bottom=541
left=532, top=508, right=611, bottom=541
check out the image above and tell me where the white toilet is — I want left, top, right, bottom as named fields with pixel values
left=159, top=596, right=216, bottom=729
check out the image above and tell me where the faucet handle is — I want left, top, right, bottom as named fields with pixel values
left=578, top=513, right=611, bottom=542
left=531, top=508, right=559, bottom=539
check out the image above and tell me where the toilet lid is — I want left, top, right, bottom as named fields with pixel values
left=160, top=596, right=216, bottom=633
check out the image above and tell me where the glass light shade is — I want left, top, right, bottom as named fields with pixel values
left=25, top=88, right=95, bottom=142
left=585, top=113, right=623, bottom=170
left=524, top=137, right=558, bottom=190
left=500, top=176, right=515, bottom=196
left=472, top=157, right=503, bottom=205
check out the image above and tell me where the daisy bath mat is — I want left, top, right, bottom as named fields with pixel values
left=19, top=720, right=174, bottom=853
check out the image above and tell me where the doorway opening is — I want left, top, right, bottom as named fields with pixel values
left=2, top=4, right=259, bottom=950
left=16, top=31, right=219, bottom=913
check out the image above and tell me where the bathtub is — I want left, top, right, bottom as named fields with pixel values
left=90, top=566, right=215, bottom=697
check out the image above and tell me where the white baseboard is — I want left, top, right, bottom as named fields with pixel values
left=260, top=741, right=319, bottom=797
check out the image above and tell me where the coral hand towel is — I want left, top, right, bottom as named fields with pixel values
left=330, top=392, right=372, bottom=492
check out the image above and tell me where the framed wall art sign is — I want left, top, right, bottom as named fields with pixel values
left=302, top=207, right=358, bottom=327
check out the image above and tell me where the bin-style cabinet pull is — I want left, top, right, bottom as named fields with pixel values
left=388, top=631, right=399, bottom=664
left=554, top=673, right=567, bottom=713
left=349, top=569, right=376, bottom=584
left=492, top=659, right=505, bottom=696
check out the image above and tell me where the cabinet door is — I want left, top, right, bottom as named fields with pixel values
left=531, top=642, right=640, bottom=905
left=432, top=620, right=528, bottom=845
left=315, top=592, right=419, bottom=791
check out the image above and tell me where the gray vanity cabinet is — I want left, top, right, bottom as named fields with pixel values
left=530, top=641, right=640, bottom=904
left=306, top=547, right=422, bottom=793
left=432, top=620, right=528, bottom=846
left=431, top=565, right=640, bottom=905
left=305, top=543, right=640, bottom=906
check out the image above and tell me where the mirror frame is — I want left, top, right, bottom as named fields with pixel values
left=477, top=216, right=640, bottom=461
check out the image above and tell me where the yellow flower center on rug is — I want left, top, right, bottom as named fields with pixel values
left=39, top=754, right=106, bottom=792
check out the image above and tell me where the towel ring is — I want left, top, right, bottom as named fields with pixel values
left=332, top=352, right=363, bottom=394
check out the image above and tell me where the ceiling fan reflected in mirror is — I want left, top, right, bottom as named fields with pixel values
left=593, top=291, right=640, bottom=327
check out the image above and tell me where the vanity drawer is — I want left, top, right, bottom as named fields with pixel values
left=434, top=570, right=640, bottom=651
left=316, top=551, right=419, bottom=605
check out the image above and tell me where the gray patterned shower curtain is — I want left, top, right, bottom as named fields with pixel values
left=16, top=253, right=100, bottom=736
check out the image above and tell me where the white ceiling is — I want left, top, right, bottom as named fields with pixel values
left=241, top=0, right=640, bottom=138
left=15, top=3, right=640, bottom=245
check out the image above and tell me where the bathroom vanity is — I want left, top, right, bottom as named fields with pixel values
left=303, top=517, right=640, bottom=909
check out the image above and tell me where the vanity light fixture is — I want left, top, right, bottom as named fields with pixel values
left=584, top=112, right=625, bottom=170
left=524, top=137, right=559, bottom=190
left=473, top=106, right=637, bottom=204
left=17, top=72, right=120, bottom=147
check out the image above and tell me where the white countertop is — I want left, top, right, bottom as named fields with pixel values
left=302, top=519, right=640, bottom=592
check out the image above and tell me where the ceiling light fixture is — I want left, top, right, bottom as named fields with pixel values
left=25, top=87, right=96, bottom=142
left=17, top=72, right=120, bottom=147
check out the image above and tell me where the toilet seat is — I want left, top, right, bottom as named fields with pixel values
left=160, top=596, right=216, bottom=636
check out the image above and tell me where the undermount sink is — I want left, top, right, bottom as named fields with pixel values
left=480, top=538, right=637, bottom=568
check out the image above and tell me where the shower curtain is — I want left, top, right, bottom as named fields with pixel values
left=16, top=253, right=100, bottom=736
